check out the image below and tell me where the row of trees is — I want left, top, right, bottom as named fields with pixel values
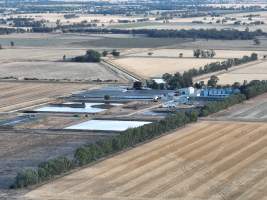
left=200, top=94, right=246, bottom=116
left=240, top=80, right=267, bottom=99
left=11, top=157, right=74, bottom=188
left=65, top=28, right=266, bottom=40
left=193, top=49, right=216, bottom=58
left=150, top=53, right=258, bottom=90
left=12, top=111, right=198, bottom=188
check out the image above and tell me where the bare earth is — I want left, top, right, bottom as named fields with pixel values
left=0, top=61, right=122, bottom=81
left=0, top=82, right=95, bottom=112
left=0, top=130, right=107, bottom=189
left=25, top=120, right=267, bottom=200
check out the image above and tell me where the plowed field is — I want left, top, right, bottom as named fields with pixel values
left=25, top=121, right=267, bottom=200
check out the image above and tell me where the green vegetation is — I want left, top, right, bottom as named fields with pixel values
left=71, top=50, right=101, bottom=62
left=200, top=93, right=246, bottom=117
left=11, top=157, right=73, bottom=188
left=193, top=49, right=216, bottom=58
left=241, top=80, right=267, bottom=99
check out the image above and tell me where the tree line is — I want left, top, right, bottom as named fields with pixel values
left=147, top=53, right=258, bottom=90
left=11, top=80, right=267, bottom=189
left=64, top=28, right=266, bottom=40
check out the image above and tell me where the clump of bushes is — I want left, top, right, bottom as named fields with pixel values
left=71, top=49, right=101, bottom=62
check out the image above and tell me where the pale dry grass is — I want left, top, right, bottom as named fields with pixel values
left=112, top=57, right=224, bottom=78
left=25, top=121, right=267, bottom=200
left=128, top=49, right=266, bottom=59
left=0, top=61, right=122, bottom=81
left=200, top=60, right=267, bottom=85
left=0, top=48, right=85, bottom=62
left=0, top=82, right=95, bottom=112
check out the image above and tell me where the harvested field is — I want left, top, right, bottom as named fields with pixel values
left=25, top=120, right=267, bottom=200
left=0, top=33, right=190, bottom=49
left=205, top=93, right=267, bottom=122
left=111, top=57, right=224, bottom=78
left=177, top=39, right=267, bottom=51
left=199, top=60, right=267, bottom=85
left=0, top=48, right=86, bottom=62
left=0, top=33, right=101, bottom=47
left=125, top=48, right=265, bottom=59
left=0, top=130, right=108, bottom=189
left=72, top=37, right=191, bottom=48
left=0, top=82, right=95, bottom=112
left=0, top=61, right=123, bottom=81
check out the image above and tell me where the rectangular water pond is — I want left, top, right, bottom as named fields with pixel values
left=35, top=103, right=121, bottom=114
left=65, top=120, right=152, bottom=131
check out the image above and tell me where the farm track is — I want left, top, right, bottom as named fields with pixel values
left=25, top=121, right=267, bottom=200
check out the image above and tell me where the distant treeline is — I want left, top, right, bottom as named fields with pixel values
left=64, top=28, right=266, bottom=40
left=11, top=80, right=267, bottom=189
left=0, top=27, right=26, bottom=35
left=147, top=53, right=258, bottom=90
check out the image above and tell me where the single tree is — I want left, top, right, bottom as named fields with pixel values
left=253, top=38, right=260, bottom=45
left=102, top=50, right=108, bottom=57
left=104, top=95, right=111, bottom=104
left=207, top=75, right=219, bottom=87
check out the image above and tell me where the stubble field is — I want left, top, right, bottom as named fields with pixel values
left=199, top=60, right=267, bottom=85
left=0, top=61, right=123, bottom=81
left=0, top=82, right=95, bottom=112
left=25, top=120, right=267, bottom=200
left=111, top=57, right=224, bottom=78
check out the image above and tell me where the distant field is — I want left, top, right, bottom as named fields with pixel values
left=108, top=11, right=267, bottom=32
left=206, top=93, right=267, bottom=122
left=111, top=57, right=224, bottom=78
left=199, top=60, right=267, bottom=85
left=0, top=61, right=123, bottom=82
left=72, top=37, right=191, bottom=48
left=26, top=120, right=267, bottom=200
left=0, top=48, right=86, bottom=62
left=126, top=48, right=265, bottom=59
left=9, top=13, right=149, bottom=27
left=177, top=39, right=267, bottom=51
left=0, top=82, right=94, bottom=112
left=0, top=33, right=101, bottom=47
